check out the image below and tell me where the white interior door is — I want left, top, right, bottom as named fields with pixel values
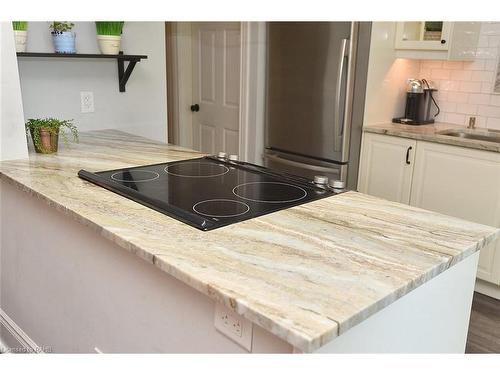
left=192, top=22, right=241, bottom=155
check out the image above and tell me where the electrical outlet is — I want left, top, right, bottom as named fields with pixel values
left=80, top=91, right=95, bottom=113
left=214, top=303, right=252, bottom=351
left=221, top=312, right=242, bottom=337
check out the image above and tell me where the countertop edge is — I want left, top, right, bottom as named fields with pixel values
left=337, top=235, right=495, bottom=337
left=363, top=125, right=500, bottom=153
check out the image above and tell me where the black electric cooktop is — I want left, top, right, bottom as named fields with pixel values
left=78, top=156, right=337, bottom=231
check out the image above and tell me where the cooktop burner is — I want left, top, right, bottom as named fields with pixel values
left=233, top=182, right=307, bottom=203
left=78, top=156, right=339, bottom=231
left=164, top=161, right=229, bottom=178
left=110, top=170, right=160, bottom=183
left=193, top=199, right=250, bottom=218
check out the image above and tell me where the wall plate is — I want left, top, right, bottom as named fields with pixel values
left=214, top=303, right=252, bottom=351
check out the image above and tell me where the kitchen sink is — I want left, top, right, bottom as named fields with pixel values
left=437, top=129, right=500, bottom=143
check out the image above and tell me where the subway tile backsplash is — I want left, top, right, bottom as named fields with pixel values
left=419, top=22, right=500, bottom=130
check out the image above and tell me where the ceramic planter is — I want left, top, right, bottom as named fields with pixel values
left=30, top=128, right=59, bottom=154
left=52, top=31, right=76, bottom=54
left=14, top=30, right=28, bottom=52
left=97, top=35, right=121, bottom=55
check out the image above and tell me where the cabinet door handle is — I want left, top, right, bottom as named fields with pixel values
left=406, top=146, right=413, bottom=165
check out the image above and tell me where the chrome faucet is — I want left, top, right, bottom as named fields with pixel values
left=467, top=117, right=476, bottom=130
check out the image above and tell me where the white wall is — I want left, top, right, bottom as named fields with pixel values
left=363, top=22, right=422, bottom=125
left=418, top=22, right=500, bottom=130
left=17, top=22, right=168, bottom=143
left=0, top=22, right=29, bottom=161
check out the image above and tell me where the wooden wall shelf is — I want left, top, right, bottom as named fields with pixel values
left=16, top=52, right=148, bottom=92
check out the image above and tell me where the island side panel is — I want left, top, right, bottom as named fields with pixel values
left=0, top=181, right=292, bottom=353
left=315, top=251, right=478, bottom=353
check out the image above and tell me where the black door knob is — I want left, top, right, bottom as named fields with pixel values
left=440, top=39, right=446, bottom=44
left=190, top=104, right=200, bottom=112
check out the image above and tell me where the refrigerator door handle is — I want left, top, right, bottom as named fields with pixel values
left=264, top=153, right=341, bottom=173
left=335, top=38, right=349, bottom=139
left=339, top=22, right=359, bottom=173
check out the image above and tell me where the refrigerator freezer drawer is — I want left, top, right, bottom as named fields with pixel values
left=264, top=150, right=345, bottom=183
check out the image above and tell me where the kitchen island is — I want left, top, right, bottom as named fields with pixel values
left=0, top=130, right=498, bottom=353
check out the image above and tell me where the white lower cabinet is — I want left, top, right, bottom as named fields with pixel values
left=410, top=141, right=500, bottom=284
left=358, top=133, right=416, bottom=204
left=358, top=133, right=500, bottom=285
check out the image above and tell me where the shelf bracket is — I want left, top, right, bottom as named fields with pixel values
left=117, top=52, right=140, bottom=93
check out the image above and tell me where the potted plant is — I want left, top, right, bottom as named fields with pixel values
left=12, top=21, right=28, bottom=52
left=49, top=22, right=76, bottom=54
left=95, top=22, right=124, bottom=55
left=25, top=118, right=78, bottom=154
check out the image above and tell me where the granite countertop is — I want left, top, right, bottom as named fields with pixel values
left=0, top=130, right=498, bottom=352
left=364, top=122, right=500, bottom=153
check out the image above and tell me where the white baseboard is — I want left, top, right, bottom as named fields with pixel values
left=475, top=279, right=500, bottom=300
left=0, top=308, right=42, bottom=353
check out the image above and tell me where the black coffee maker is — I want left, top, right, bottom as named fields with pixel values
left=393, top=79, right=440, bottom=125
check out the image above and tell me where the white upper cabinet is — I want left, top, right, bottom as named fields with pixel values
left=395, top=22, right=451, bottom=51
left=394, top=22, right=481, bottom=61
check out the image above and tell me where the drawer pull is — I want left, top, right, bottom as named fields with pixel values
left=406, top=146, right=413, bottom=165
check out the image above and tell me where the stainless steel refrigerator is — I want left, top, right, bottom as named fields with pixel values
left=264, top=22, right=371, bottom=190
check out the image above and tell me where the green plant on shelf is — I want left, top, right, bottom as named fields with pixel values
left=12, top=21, right=28, bottom=31
left=95, top=22, right=124, bottom=36
left=25, top=118, right=78, bottom=153
left=49, top=22, right=75, bottom=34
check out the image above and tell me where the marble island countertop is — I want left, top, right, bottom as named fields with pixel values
left=364, top=122, right=500, bottom=153
left=0, top=130, right=498, bottom=352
